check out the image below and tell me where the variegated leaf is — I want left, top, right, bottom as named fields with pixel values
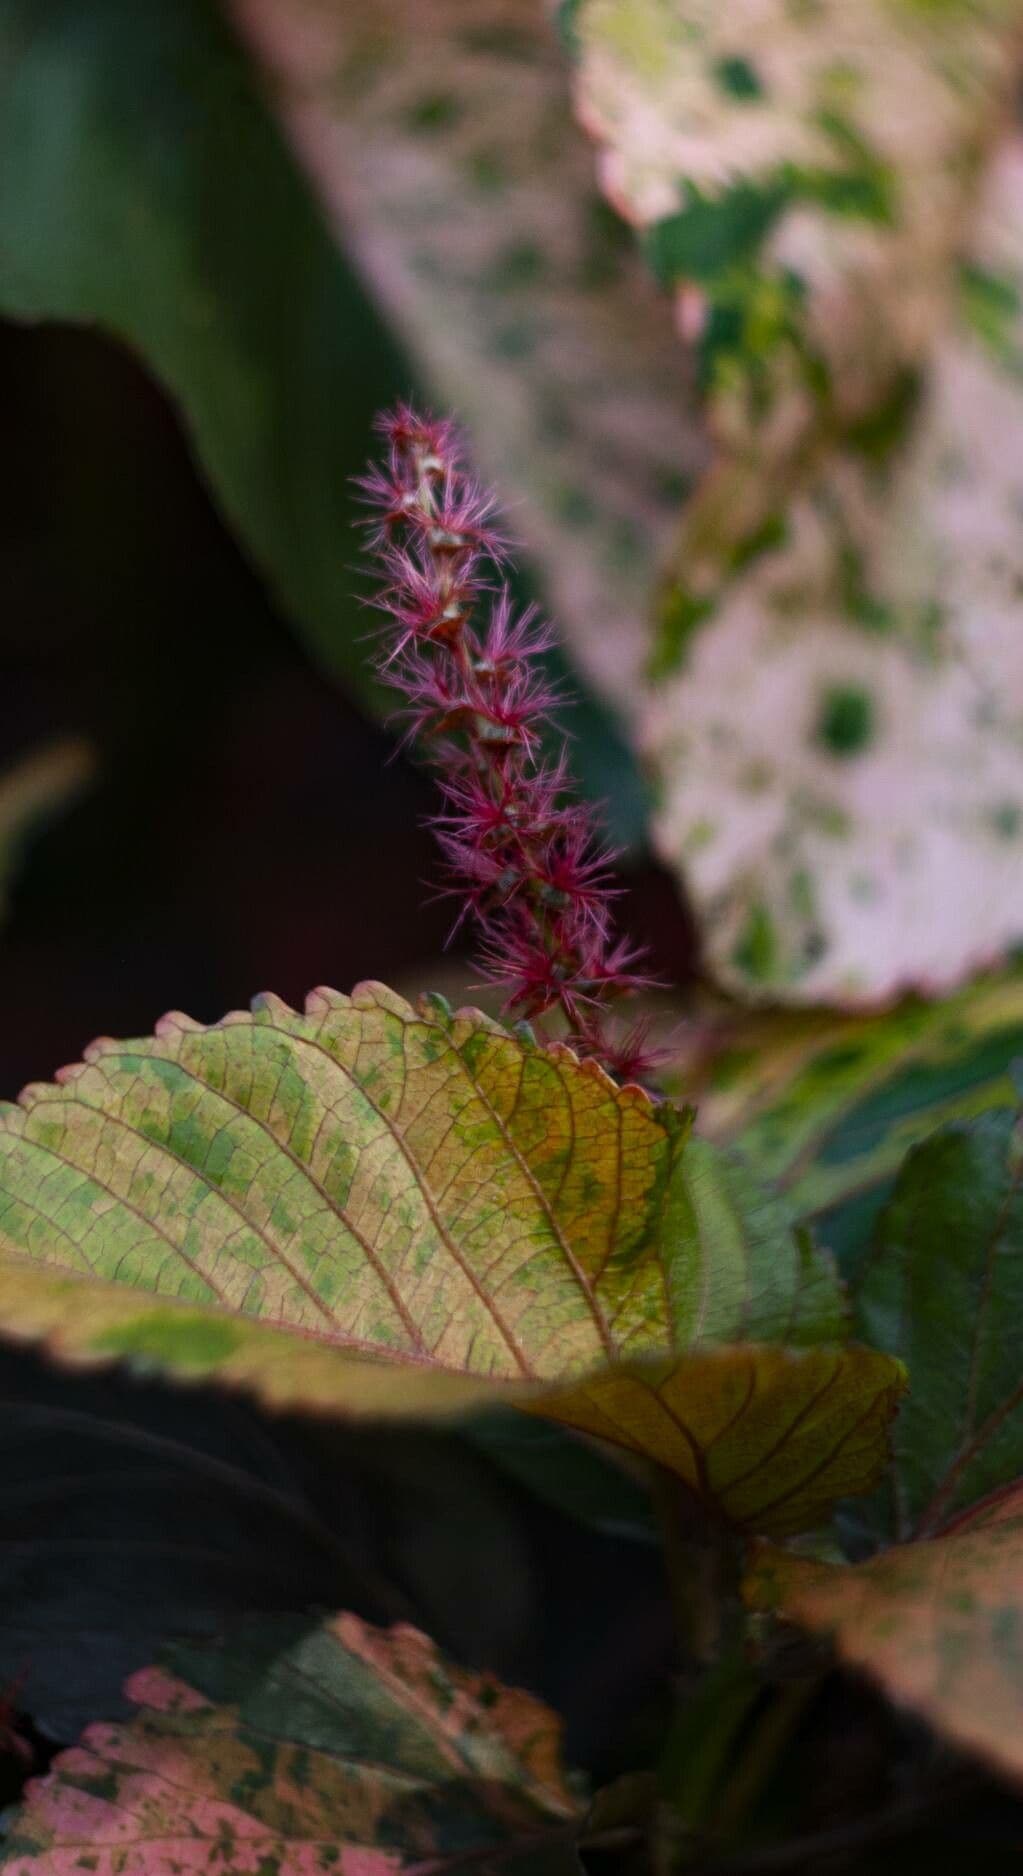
left=644, top=141, right=1023, bottom=1002
left=569, top=0, right=1019, bottom=450
left=1, top=1613, right=583, bottom=1873
left=658, top=965, right=1023, bottom=1287
left=0, top=983, right=902, bottom=1535
left=225, top=0, right=701, bottom=707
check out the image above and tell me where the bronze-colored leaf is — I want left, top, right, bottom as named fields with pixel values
left=746, top=1480, right=1023, bottom=1786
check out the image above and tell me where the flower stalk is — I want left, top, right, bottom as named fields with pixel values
left=357, top=403, right=655, bottom=1080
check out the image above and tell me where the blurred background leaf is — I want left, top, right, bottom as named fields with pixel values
left=566, top=0, right=1023, bottom=1005
left=0, top=1340, right=670, bottom=1773
left=677, top=964, right=1023, bottom=1281
left=226, top=0, right=704, bottom=738
left=0, top=0, right=648, bottom=841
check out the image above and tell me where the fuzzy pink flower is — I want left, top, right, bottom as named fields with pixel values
left=357, top=404, right=658, bottom=1080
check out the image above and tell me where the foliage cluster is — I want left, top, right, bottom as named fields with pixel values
left=1, top=2, right=1023, bottom=1871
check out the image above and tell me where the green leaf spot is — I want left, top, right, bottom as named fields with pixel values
left=644, top=180, right=789, bottom=285
left=714, top=55, right=764, bottom=100
left=733, top=903, right=779, bottom=982
left=92, top=1310, right=245, bottom=1370
left=816, top=685, right=875, bottom=758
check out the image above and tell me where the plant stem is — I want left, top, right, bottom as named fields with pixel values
left=650, top=1464, right=737, bottom=1666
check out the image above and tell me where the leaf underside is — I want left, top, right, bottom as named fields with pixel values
left=747, top=1479, right=1023, bottom=1787
left=0, top=982, right=901, bottom=1535
left=1, top=1612, right=583, bottom=1874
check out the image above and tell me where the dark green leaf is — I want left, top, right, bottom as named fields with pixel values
left=857, top=1111, right=1023, bottom=1538
left=0, top=0, right=645, bottom=840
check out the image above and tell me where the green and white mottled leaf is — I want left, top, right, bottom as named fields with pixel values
left=747, top=1479, right=1023, bottom=1787
left=569, top=0, right=1018, bottom=448
left=0, top=983, right=902, bottom=1535
left=1, top=1613, right=584, bottom=1873
left=225, top=0, right=702, bottom=713
left=644, top=141, right=1023, bottom=1003
left=856, top=1110, right=1023, bottom=1538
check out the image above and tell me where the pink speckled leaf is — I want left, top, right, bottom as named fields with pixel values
left=2, top=1613, right=583, bottom=1873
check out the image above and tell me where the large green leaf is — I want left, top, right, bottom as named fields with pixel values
left=0, top=0, right=396, bottom=703
left=0, top=983, right=901, bottom=1534
left=747, top=1478, right=1023, bottom=1787
left=1, top=1613, right=585, bottom=1873
left=856, top=1110, right=1023, bottom=1539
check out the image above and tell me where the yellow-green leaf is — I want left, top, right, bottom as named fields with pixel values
left=0, top=982, right=902, bottom=1534
left=746, top=1479, right=1023, bottom=1786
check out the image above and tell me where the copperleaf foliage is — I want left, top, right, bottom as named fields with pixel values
left=747, top=1480, right=1023, bottom=1788
left=568, top=0, right=1023, bottom=1003
left=0, top=1336, right=571, bottom=1742
left=745, top=1109, right=1023, bottom=1783
left=0, top=983, right=902, bottom=1536
left=1, top=1613, right=585, bottom=1873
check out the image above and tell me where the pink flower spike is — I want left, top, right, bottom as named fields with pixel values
left=356, top=402, right=654, bottom=1084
